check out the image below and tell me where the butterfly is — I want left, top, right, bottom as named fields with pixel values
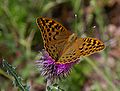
left=36, top=17, right=105, bottom=64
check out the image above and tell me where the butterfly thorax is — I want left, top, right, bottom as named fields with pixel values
left=61, top=33, right=77, bottom=54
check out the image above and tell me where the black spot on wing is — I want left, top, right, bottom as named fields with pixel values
left=92, top=40, right=97, bottom=46
left=79, top=47, right=83, bottom=50
left=49, top=33, right=51, bottom=36
left=52, top=27, right=55, bottom=32
left=49, top=37, right=51, bottom=41
left=47, top=28, right=50, bottom=32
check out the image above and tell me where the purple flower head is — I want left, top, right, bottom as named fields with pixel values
left=36, top=49, right=80, bottom=83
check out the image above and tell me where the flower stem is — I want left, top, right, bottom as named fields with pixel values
left=46, top=79, right=52, bottom=91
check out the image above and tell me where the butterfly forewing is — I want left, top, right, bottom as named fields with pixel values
left=57, top=38, right=105, bottom=64
left=36, top=17, right=72, bottom=60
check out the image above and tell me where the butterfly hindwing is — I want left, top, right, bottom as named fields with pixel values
left=57, top=38, right=105, bottom=64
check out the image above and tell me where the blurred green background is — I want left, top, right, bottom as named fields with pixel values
left=0, top=0, right=120, bottom=91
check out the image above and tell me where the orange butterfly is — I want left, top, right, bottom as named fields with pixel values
left=36, top=17, right=105, bottom=64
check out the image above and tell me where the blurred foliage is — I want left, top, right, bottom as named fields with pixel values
left=0, top=0, right=120, bottom=91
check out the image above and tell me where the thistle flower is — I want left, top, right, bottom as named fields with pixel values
left=36, top=49, right=80, bottom=84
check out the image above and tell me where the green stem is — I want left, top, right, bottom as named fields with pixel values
left=2, top=59, right=29, bottom=91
